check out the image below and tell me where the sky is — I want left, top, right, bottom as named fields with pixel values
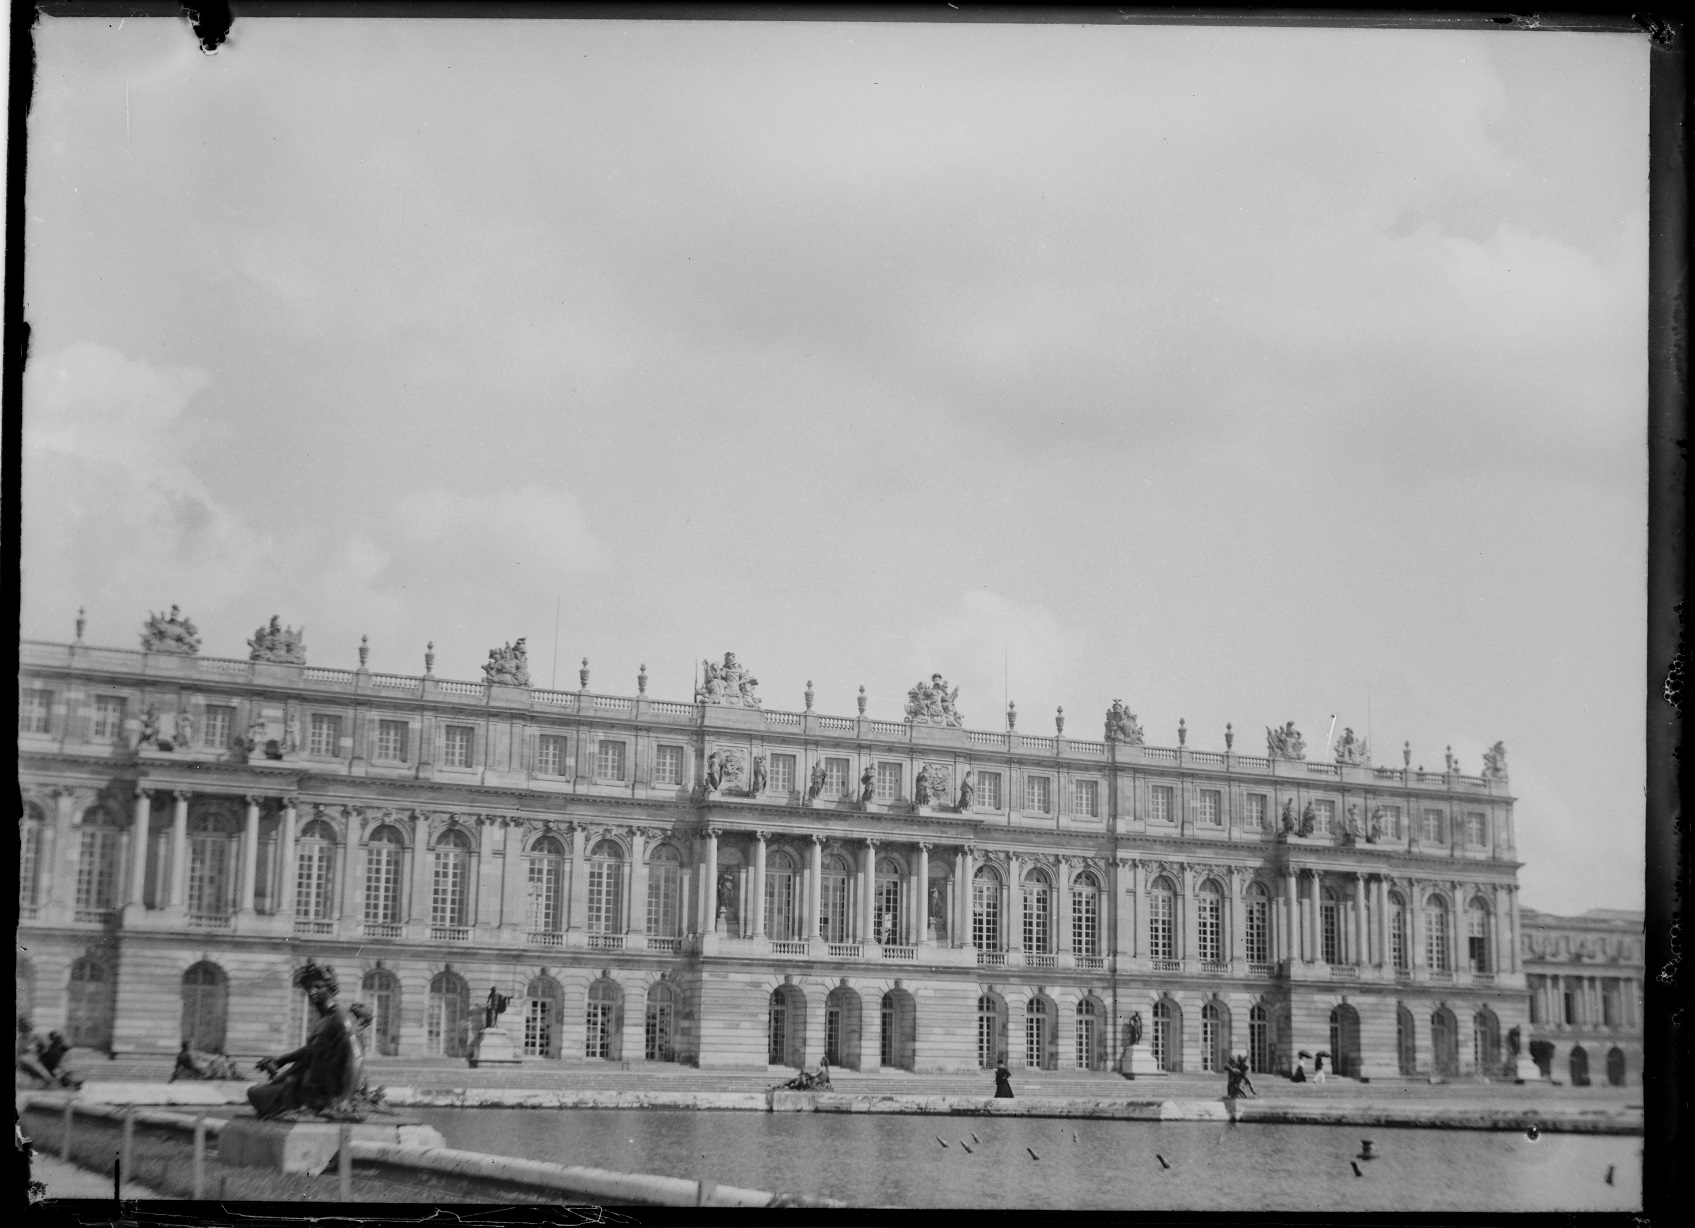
left=19, top=17, right=1649, bottom=913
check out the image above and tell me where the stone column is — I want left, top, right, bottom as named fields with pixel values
left=127, top=788, right=152, bottom=908
left=808, top=835, right=824, bottom=940
left=407, top=813, right=432, bottom=928
left=1490, top=884, right=1508, bottom=974
left=628, top=829, right=648, bottom=936
left=859, top=840, right=877, bottom=943
left=278, top=801, right=299, bottom=917
left=1449, top=883, right=1463, bottom=973
left=238, top=796, right=262, bottom=915
left=751, top=832, right=768, bottom=938
left=957, top=846, right=974, bottom=948
left=1283, top=868, right=1298, bottom=964
left=499, top=820, right=527, bottom=934
left=1508, top=886, right=1523, bottom=973
left=1374, top=877, right=1389, bottom=967
left=570, top=825, right=591, bottom=930
left=1134, top=861, right=1150, bottom=958
left=916, top=844, right=931, bottom=945
left=1353, top=873, right=1368, bottom=968
left=1054, top=859, right=1071, bottom=957
left=340, top=808, right=364, bottom=925
left=167, top=791, right=190, bottom=912
left=1006, top=853, right=1024, bottom=953
left=1180, top=864, right=1197, bottom=963
left=1411, top=883, right=1427, bottom=969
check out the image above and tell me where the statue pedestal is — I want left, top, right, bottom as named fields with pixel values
left=467, top=1027, right=521, bottom=1068
left=1120, top=1045, right=1164, bottom=1077
left=220, top=1118, right=444, bottom=1175
left=1514, top=1054, right=1541, bottom=1082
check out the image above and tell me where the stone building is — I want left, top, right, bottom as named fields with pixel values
left=1519, top=908, right=1643, bottom=1087
left=18, top=612, right=1532, bottom=1079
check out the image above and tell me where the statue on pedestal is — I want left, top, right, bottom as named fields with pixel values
left=750, top=755, right=767, bottom=797
left=1266, top=722, right=1307, bottom=760
left=139, top=705, right=162, bottom=749
left=957, top=770, right=975, bottom=812
left=904, top=674, right=963, bottom=727
left=806, top=761, right=827, bottom=804
left=1334, top=727, right=1369, bottom=766
left=248, top=616, right=307, bottom=664
left=859, top=765, right=876, bottom=804
left=283, top=712, right=301, bottom=754
left=140, top=605, right=200, bottom=655
left=1300, top=801, right=1317, bottom=837
left=696, top=652, right=761, bottom=707
left=1482, top=741, right=1509, bottom=779
left=173, top=711, right=195, bottom=749
left=1104, top=700, right=1144, bottom=745
left=1280, top=798, right=1298, bottom=834
left=483, top=987, right=511, bottom=1031
left=248, top=962, right=367, bottom=1120
left=482, top=639, right=531, bottom=687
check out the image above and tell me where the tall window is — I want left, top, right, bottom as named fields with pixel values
left=978, top=771, right=1003, bottom=810
left=526, top=835, right=566, bottom=932
left=1150, top=785, right=1174, bottom=824
left=766, top=851, right=797, bottom=940
left=875, top=763, right=902, bottom=803
left=646, top=982, right=677, bottom=1061
left=1421, top=809, right=1444, bottom=843
left=442, top=725, right=474, bottom=768
left=1381, top=806, right=1402, bottom=839
left=1148, top=876, right=1175, bottom=960
left=376, top=720, right=409, bottom=762
left=585, top=980, right=619, bottom=1059
left=977, top=995, right=1002, bottom=1068
left=1025, top=996, right=1052, bottom=1069
left=1248, top=1003, right=1271, bottom=1073
left=824, top=758, right=850, bottom=797
left=1151, top=999, right=1177, bottom=1071
left=595, top=739, right=626, bottom=780
left=536, top=734, right=567, bottom=776
left=1197, top=880, right=1223, bottom=962
left=431, top=829, right=471, bottom=927
left=1073, top=780, right=1100, bottom=818
left=1200, top=1001, right=1226, bottom=1072
left=75, top=820, right=120, bottom=916
left=1321, top=888, right=1341, bottom=964
left=203, top=706, right=234, bottom=749
left=1024, top=775, right=1051, bottom=814
left=1075, top=997, right=1103, bottom=1070
left=587, top=839, right=624, bottom=933
left=874, top=858, right=903, bottom=945
left=1071, top=872, right=1100, bottom=957
left=1022, top=870, right=1051, bottom=954
left=1314, top=800, right=1336, bottom=835
left=523, top=976, right=560, bottom=1059
left=427, top=971, right=470, bottom=1057
left=972, top=866, right=1002, bottom=951
left=364, top=825, right=405, bottom=924
left=821, top=856, right=850, bottom=942
left=1467, top=900, right=1491, bottom=972
left=646, top=845, right=682, bottom=937
left=1198, top=790, right=1222, bottom=826
left=1389, top=892, right=1408, bottom=970
left=187, top=811, right=236, bottom=917
left=92, top=697, right=126, bottom=739
left=362, top=968, right=401, bottom=1056
left=294, top=819, right=337, bottom=920
left=1424, top=894, right=1450, bottom=971
left=769, top=754, right=796, bottom=794
left=309, top=714, right=342, bottom=757
left=1246, top=794, right=1268, bottom=830
left=654, top=744, right=684, bottom=786
left=1245, top=883, right=1270, bottom=962
left=1466, top=812, right=1488, bottom=846
left=19, top=689, right=53, bottom=734
left=19, top=805, right=45, bottom=906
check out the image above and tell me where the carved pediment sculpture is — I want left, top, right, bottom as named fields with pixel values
left=1481, top=741, right=1508, bottom=779
left=904, top=674, right=963, bottom=727
left=696, top=652, right=761, bottom=707
left=705, top=748, right=746, bottom=792
left=248, top=615, right=307, bottom=664
left=1333, top=727, right=1369, bottom=766
left=141, top=605, right=201, bottom=655
left=1266, top=721, right=1307, bottom=760
left=1104, top=700, right=1144, bottom=745
left=483, top=638, right=532, bottom=687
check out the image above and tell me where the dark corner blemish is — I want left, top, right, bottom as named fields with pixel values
left=181, top=2, right=233, bottom=55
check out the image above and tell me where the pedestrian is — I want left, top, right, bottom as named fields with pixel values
left=993, top=1057, right=1014, bottom=1099
left=1234, top=1054, right=1257, bottom=1098
left=1313, top=1052, right=1328, bottom=1084
left=1291, top=1050, right=1310, bottom=1083
left=1224, top=1060, right=1243, bottom=1100
left=170, top=1039, right=205, bottom=1083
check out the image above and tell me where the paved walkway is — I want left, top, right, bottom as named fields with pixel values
left=26, top=1152, right=162, bottom=1201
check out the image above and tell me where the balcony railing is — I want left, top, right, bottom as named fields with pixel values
left=1201, top=960, right=1229, bottom=975
left=1428, top=968, right=1454, bottom=982
left=1247, top=962, right=1275, bottom=978
left=1025, top=954, right=1056, bottom=969
left=587, top=933, right=624, bottom=950
left=292, top=918, right=335, bottom=935
left=1472, top=971, right=1496, bottom=985
left=527, top=930, right=565, bottom=947
left=882, top=945, right=917, bottom=961
left=771, top=940, right=808, bottom=956
left=74, top=909, right=116, bottom=925
left=828, top=943, right=863, bottom=959
left=364, top=921, right=403, bottom=939
left=1075, top=955, right=1105, bottom=971
left=1151, top=958, right=1182, bottom=973
left=646, top=936, right=681, bottom=954
left=976, top=950, right=1006, bottom=967
left=430, top=925, right=471, bottom=942
left=188, top=913, right=232, bottom=929
left=1330, top=965, right=1360, bottom=980
left=1395, top=966, right=1414, bottom=981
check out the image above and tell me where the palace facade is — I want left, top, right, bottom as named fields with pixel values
left=18, top=615, right=1531, bottom=1079
left=1520, top=908, right=1644, bottom=1087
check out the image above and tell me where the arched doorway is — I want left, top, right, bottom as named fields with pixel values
left=1472, top=1008, right=1500, bottom=1077
left=1075, top=996, right=1106, bottom=1070
left=826, top=984, right=863, bottom=1069
left=1569, top=1044, right=1590, bottom=1087
left=181, top=962, right=228, bottom=1052
left=523, top=974, right=563, bottom=1059
left=1330, top=1003, right=1361, bottom=1078
left=1025, top=994, right=1057, bottom=1070
left=645, top=980, right=677, bottom=1062
left=66, top=956, right=114, bottom=1050
left=1152, top=998, right=1182, bottom=1073
left=1248, top=1003, right=1272, bottom=1073
left=1606, top=1047, right=1626, bottom=1087
left=767, top=983, right=805, bottom=1067
left=1430, top=1006, right=1459, bottom=1078
left=427, top=970, right=471, bottom=1058
left=1201, top=999, right=1231, bottom=1073
left=1396, top=1004, right=1417, bottom=1075
left=977, top=992, right=1008, bottom=1068
left=586, top=977, right=624, bottom=1060
left=360, top=968, right=401, bottom=1056
left=880, top=988, right=916, bottom=1070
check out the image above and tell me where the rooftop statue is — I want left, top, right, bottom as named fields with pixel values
left=1266, top=721, right=1307, bottom=760
left=904, top=673, right=963, bottom=727
left=483, top=638, right=531, bottom=687
left=140, top=605, right=200, bottom=655
left=697, top=652, right=761, bottom=707
left=248, top=615, right=306, bottom=664
left=248, top=962, right=368, bottom=1121
left=1334, top=727, right=1369, bottom=766
left=1481, top=741, right=1508, bottom=779
left=1104, top=700, right=1144, bottom=745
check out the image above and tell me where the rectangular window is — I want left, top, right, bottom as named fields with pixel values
left=75, top=830, right=119, bottom=912
left=1245, top=897, right=1269, bottom=963
left=1150, top=785, right=1174, bottom=824
left=1321, top=899, right=1340, bottom=963
left=1071, top=888, right=1099, bottom=957
left=1422, top=809, right=1444, bottom=843
left=978, top=771, right=1003, bottom=811
left=1315, top=800, right=1336, bottom=835
left=1381, top=805, right=1402, bottom=839
left=536, top=734, right=568, bottom=777
left=309, top=714, right=343, bottom=757
left=654, top=744, right=684, bottom=786
left=1466, top=812, right=1487, bottom=846
left=1073, top=780, right=1100, bottom=818
left=824, top=757, right=850, bottom=797
left=1391, top=903, right=1408, bottom=970
left=770, top=753, right=796, bottom=795
left=595, top=739, right=626, bottom=780
left=442, top=725, right=474, bottom=769
left=19, top=689, right=53, bottom=734
left=1198, top=891, right=1222, bottom=962
left=1199, top=790, right=1223, bottom=826
left=376, top=720, right=409, bottom=762
left=527, top=855, right=563, bottom=932
left=821, top=873, right=849, bottom=942
left=203, top=705, right=234, bottom=749
left=1246, top=794, right=1268, bottom=830
left=1025, top=775, right=1051, bottom=814
left=875, top=762, right=902, bottom=803
left=92, top=697, right=126, bottom=739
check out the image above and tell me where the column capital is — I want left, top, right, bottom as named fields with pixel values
left=244, top=793, right=263, bottom=807
left=810, top=832, right=825, bottom=846
left=173, top=789, right=191, bottom=802
left=917, top=841, right=932, bottom=852
left=706, top=826, right=724, bottom=840
left=753, top=829, right=769, bottom=843
left=864, top=837, right=878, bottom=849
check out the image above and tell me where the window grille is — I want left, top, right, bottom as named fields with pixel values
left=972, top=869, right=1001, bottom=951
left=654, top=744, right=683, bottom=785
left=587, top=841, right=623, bottom=934
left=1022, top=876, right=1051, bottom=953
left=19, top=689, right=53, bottom=734
left=1071, top=878, right=1099, bottom=956
left=1148, top=880, right=1175, bottom=960
left=309, top=714, right=342, bottom=757
left=1072, top=779, right=1099, bottom=818
left=1466, top=812, right=1487, bottom=846
left=1422, top=809, right=1444, bottom=843
left=1150, top=785, right=1174, bottom=824
left=203, top=706, right=233, bottom=749
left=536, top=735, right=567, bottom=776
left=1315, top=800, right=1336, bottom=835
left=527, top=847, right=564, bottom=932
left=75, top=829, right=119, bottom=913
left=1425, top=897, right=1450, bottom=971
left=595, top=740, right=626, bottom=780
left=1245, top=888, right=1270, bottom=962
left=442, top=725, right=474, bottom=768
left=1199, top=790, right=1222, bottom=826
left=646, top=847, right=682, bottom=937
left=1246, top=794, right=1268, bottom=829
left=1024, top=775, right=1051, bottom=814
left=1321, top=892, right=1341, bottom=963
left=376, top=720, right=409, bottom=762
left=824, top=757, right=850, bottom=796
left=770, top=754, right=796, bottom=794
left=1197, top=883, right=1223, bottom=962
left=875, top=763, right=902, bottom=803
left=92, top=697, right=126, bottom=739
left=431, top=840, right=469, bottom=926
left=295, top=822, right=336, bottom=920
left=364, top=830, right=404, bottom=924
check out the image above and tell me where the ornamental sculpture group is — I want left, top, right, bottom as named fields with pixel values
left=247, top=962, right=381, bottom=1122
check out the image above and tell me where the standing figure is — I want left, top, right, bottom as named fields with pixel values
left=284, top=711, right=302, bottom=754
left=174, top=710, right=195, bottom=749
left=914, top=764, right=932, bottom=807
left=705, top=751, right=723, bottom=792
left=859, top=765, right=876, bottom=803
left=807, top=760, right=827, bottom=803
left=483, top=987, right=511, bottom=1030
left=750, top=755, right=767, bottom=797
left=139, top=706, right=161, bottom=748
left=1233, top=1053, right=1257, bottom=1097
left=993, top=1058, right=1014, bottom=1099
left=957, top=770, right=975, bottom=812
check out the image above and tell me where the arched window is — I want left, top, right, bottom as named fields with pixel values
left=1331, top=1003, right=1361, bottom=1078
left=1197, top=880, right=1224, bottom=964
left=364, top=825, right=405, bottom=925
left=646, top=981, right=678, bottom=1061
left=1569, top=1044, right=1590, bottom=1086
left=1201, top=1000, right=1229, bottom=1073
left=66, top=956, right=113, bottom=1050
left=1148, top=877, right=1176, bottom=961
left=1151, top=998, right=1181, bottom=1072
left=1467, top=899, right=1492, bottom=973
left=586, top=977, right=623, bottom=1059
left=295, top=819, right=338, bottom=922
left=360, top=968, right=401, bottom=1056
left=646, top=844, right=682, bottom=938
left=1388, top=892, right=1409, bottom=970
left=1430, top=1005, right=1459, bottom=1077
left=523, top=974, right=563, bottom=1059
left=19, top=802, right=46, bottom=909
left=820, top=854, right=850, bottom=943
left=181, top=961, right=228, bottom=1052
left=766, top=850, right=798, bottom=941
left=976, top=993, right=1006, bottom=1069
left=1606, top=1046, right=1626, bottom=1087
left=1248, top=1003, right=1271, bottom=1073
left=187, top=808, right=238, bottom=919
left=1022, top=868, right=1052, bottom=955
left=826, top=985, right=863, bottom=1069
left=767, top=983, right=803, bottom=1067
left=1320, top=887, right=1341, bottom=964
left=881, top=989, right=915, bottom=1070
left=526, top=834, right=566, bottom=934
left=75, top=808, right=122, bottom=919
left=431, top=829, right=472, bottom=929
left=427, top=970, right=471, bottom=1057
left=1424, top=894, right=1450, bottom=972
left=588, top=840, right=624, bottom=935
left=1396, top=1003, right=1417, bottom=1075
left=972, top=866, right=1002, bottom=951
left=1075, top=996, right=1106, bottom=1070
left=1025, top=995, right=1056, bottom=1069
left=1244, top=883, right=1271, bottom=964
left=874, top=857, right=903, bottom=945
left=1472, top=1007, right=1499, bottom=1075
left=1071, top=872, right=1100, bottom=957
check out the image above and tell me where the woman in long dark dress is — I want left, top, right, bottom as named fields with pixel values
left=993, top=1059, right=1014, bottom=1098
